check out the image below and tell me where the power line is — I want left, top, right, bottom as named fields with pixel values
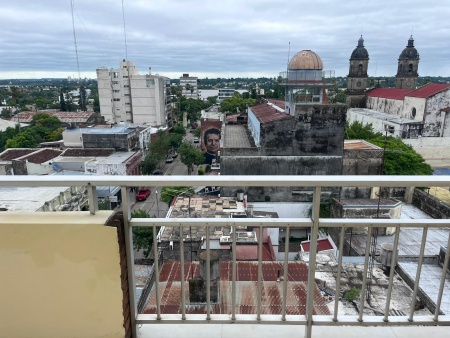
left=122, top=0, right=128, bottom=60
left=70, top=0, right=80, bottom=80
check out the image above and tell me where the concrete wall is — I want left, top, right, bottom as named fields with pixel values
left=423, top=89, right=450, bottom=137
left=62, top=130, right=83, bottom=147
left=412, top=189, right=450, bottom=219
left=404, top=136, right=450, bottom=167
left=366, top=96, right=404, bottom=115
left=0, top=211, right=125, bottom=338
left=403, top=96, right=426, bottom=121
left=82, top=133, right=130, bottom=151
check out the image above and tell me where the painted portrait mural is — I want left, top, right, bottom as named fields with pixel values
left=201, top=118, right=221, bottom=165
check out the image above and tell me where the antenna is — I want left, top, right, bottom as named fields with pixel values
left=70, top=0, right=80, bottom=80
left=411, top=26, right=414, bottom=36
left=287, top=42, right=291, bottom=68
left=122, top=0, right=128, bottom=60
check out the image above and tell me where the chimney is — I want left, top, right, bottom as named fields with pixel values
left=188, top=251, right=220, bottom=303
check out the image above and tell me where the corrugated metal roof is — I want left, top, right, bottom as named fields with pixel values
left=344, top=140, right=382, bottom=150
left=250, top=101, right=291, bottom=124
left=143, top=261, right=331, bottom=316
left=406, top=83, right=450, bottom=98
left=366, top=88, right=411, bottom=100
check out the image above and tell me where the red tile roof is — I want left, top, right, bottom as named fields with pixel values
left=0, top=149, right=37, bottom=161
left=366, top=88, right=411, bottom=100
left=144, top=261, right=331, bottom=316
left=301, top=238, right=334, bottom=252
left=19, top=149, right=62, bottom=164
left=250, top=101, right=291, bottom=124
left=406, top=83, right=450, bottom=98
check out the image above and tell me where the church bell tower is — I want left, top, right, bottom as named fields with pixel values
left=346, top=36, right=369, bottom=108
left=395, top=36, right=419, bottom=90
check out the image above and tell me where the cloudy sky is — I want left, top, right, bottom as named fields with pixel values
left=1, top=0, right=449, bottom=79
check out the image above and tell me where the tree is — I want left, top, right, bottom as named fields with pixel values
left=141, top=154, right=159, bottom=175
left=171, top=125, right=186, bottom=136
left=345, top=121, right=432, bottom=175
left=60, top=92, right=67, bottom=111
left=1, top=108, right=12, bottom=118
left=131, top=210, right=155, bottom=258
left=79, top=85, right=87, bottom=112
left=219, top=93, right=256, bottom=113
left=160, top=186, right=195, bottom=206
left=178, top=142, right=205, bottom=175
left=206, top=96, right=217, bottom=106
left=6, top=131, right=38, bottom=148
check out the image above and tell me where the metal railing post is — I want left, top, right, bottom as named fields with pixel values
left=232, top=224, right=237, bottom=321
left=87, top=184, right=98, bottom=215
left=282, top=224, right=290, bottom=321
left=180, top=224, right=186, bottom=321
left=305, top=186, right=321, bottom=338
left=121, top=186, right=137, bottom=337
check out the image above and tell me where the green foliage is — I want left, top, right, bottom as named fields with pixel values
left=206, top=96, right=217, bottom=106
left=1, top=108, right=12, bottom=118
left=179, top=96, right=209, bottom=123
left=141, top=154, right=159, bottom=175
left=345, top=121, right=432, bottom=175
left=178, top=142, right=205, bottom=175
left=198, top=167, right=205, bottom=175
left=160, top=186, right=195, bottom=206
left=193, top=127, right=201, bottom=137
left=131, top=210, right=155, bottom=258
left=171, top=125, right=186, bottom=136
left=6, top=131, right=38, bottom=148
left=98, top=199, right=111, bottom=210
left=59, top=92, right=67, bottom=111
left=149, top=130, right=171, bottom=160
left=307, top=203, right=331, bottom=218
left=219, top=93, right=256, bottom=113
left=344, top=287, right=360, bottom=302
left=205, top=164, right=211, bottom=173
left=31, top=113, right=61, bottom=129
left=0, top=125, right=20, bottom=151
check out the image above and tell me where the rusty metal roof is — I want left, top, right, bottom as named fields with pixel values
left=11, top=111, right=94, bottom=123
left=18, top=148, right=63, bottom=164
left=143, top=261, right=331, bottom=316
left=344, top=140, right=382, bottom=150
left=250, top=101, right=291, bottom=124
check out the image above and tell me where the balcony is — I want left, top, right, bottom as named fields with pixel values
left=1, top=175, right=450, bottom=338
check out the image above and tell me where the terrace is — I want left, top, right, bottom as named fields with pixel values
left=1, top=175, right=450, bottom=338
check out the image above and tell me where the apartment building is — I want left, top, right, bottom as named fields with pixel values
left=96, top=60, right=173, bottom=126
left=179, top=73, right=200, bottom=99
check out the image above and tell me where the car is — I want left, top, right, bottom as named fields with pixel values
left=135, top=188, right=151, bottom=201
left=193, top=137, right=200, bottom=143
left=152, top=170, right=164, bottom=175
left=166, top=156, right=174, bottom=163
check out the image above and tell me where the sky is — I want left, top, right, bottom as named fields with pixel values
left=1, top=0, right=449, bottom=80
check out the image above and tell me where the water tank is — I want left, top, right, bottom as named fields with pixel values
left=380, top=242, right=399, bottom=268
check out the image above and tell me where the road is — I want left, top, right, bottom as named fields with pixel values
left=131, top=130, right=198, bottom=216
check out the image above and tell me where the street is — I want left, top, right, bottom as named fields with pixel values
left=131, top=130, right=197, bottom=216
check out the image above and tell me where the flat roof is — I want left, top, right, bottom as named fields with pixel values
left=224, top=125, right=253, bottom=148
left=0, top=186, right=70, bottom=211
left=349, top=108, right=422, bottom=125
left=67, top=125, right=138, bottom=134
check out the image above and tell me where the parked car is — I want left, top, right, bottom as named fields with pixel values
left=152, top=170, right=164, bottom=175
left=166, top=156, right=174, bottom=163
left=193, top=137, right=200, bottom=143
left=135, top=188, right=151, bottom=201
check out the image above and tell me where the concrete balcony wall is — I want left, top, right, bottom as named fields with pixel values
left=0, top=211, right=125, bottom=338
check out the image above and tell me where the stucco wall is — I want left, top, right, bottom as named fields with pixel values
left=403, top=136, right=450, bottom=166
left=423, top=89, right=450, bottom=137
left=403, top=96, right=426, bottom=121
left=366, top=97, right=404, bottom=115
left=0, top=211, right=125, bottom=338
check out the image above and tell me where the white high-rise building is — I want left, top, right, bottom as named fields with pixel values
left=179, top=73, right=200, bottom=99
left=97, top=60, right=173, bottom=126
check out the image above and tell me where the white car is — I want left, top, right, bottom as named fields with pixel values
left=193, top=137, right=200, bottom=143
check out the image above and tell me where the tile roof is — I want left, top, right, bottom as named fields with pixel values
left=344, top=140, right=382, bottom=150
left=11, top=111, right=94, bottom=123
left=366, top=88, right=411, bottom=100
left=18, top=148, right=62, bottom=164
left=249, top=99, right=292, bottom=124
left=406, top=83, right=450, bottom=98
left=0, top=149, right=37, bottom=161
left=143, top=261, right=331, bottom=315
left=300, top=238, right=334, bottom=253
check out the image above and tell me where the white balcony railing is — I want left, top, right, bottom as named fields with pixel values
left=1, top=175, right=450, bottom=338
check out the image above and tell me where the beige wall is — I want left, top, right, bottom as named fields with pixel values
left=0, top=211, right=125, bottom=338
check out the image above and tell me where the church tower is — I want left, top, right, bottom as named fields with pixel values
left=395, top=36, right=419, bottom=89
left=346, top=36, right=369, bottom=108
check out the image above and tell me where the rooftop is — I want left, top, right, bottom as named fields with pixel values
left=11, top=111, right=95, bottom=123
left=406, top=83, right=450, bottom=98
left=250, top=101, right=292, bottom=124
left=17, top=148, right=62, bottom=164
left=348, top=108, right=423, bottom=125
left=67, top=125, right=138, bottom=134
left=0, top=186, right=70, bottom=211
left=143, top=261, right=330, bottom=316
left=344, top=139, right=382, bottom=150
left=61, top=148, right=116, bottom=157
left=224, top=125, right=253, bottom=148
left=0, top=148, right=37, bottom=161
left=367, top=88, right=412, bottom=100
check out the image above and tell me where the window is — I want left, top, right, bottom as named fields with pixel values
left=408, top=64, right=413, bottom=72
left=112, top=81, right=119, bottom=84
left=124, top=85, right=130, bottom=88
left=125, top=94, right=130, bottom=96
left=411, top=107, right=417, bottom=118
left=125, top=102, right=130, bottom=105
left=113, top=98, right=120, bottom=101
left=113, top=72, right=118, bottom=78
left=113, top=90, right=120, bottom=93
left=123, top=76, right=129, bottom=78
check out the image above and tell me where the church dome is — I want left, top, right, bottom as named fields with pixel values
left=399, top=36, right=419, bottom=59
left=288, top=50, right=323, bottom=70
left=350, top=36, right=369, bottom=59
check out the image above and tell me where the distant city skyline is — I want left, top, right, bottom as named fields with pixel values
left=1, top=0, right=449, bottom=79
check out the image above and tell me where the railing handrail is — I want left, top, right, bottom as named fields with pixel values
left=0, top=174, right=449, bottom=187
